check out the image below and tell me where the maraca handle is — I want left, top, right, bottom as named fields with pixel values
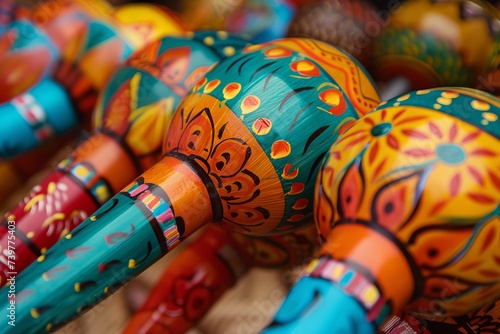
left=0, top=79, right=77, bottom=159
left=0, top=131, right=139, bottom=286
left=264, top=275, right=374, bottom=334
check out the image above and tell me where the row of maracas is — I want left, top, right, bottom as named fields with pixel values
left=1, top=34, right=500, bottom=334
left=0, top=1, right=499, bottom=334
left=1, top=0, right=500, bottom=200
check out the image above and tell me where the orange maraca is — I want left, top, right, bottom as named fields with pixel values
left=0, top=38, right=380, bottom=333
left=264, top=87, right=500, bottom=333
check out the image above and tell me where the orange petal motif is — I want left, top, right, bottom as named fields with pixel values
left=252, top=118, right=272, bottom=135
left=290, top=60, right=321, bottom=77
left=223, top=82, right=241, bottom=100
left=263, top=47, right=293, bottom=58
left=292, top=199, right=309, bottom=210
left=271, top=140, right=291, bottom=159
left=282, top=164, right=299, bottom=179
left=287, top=214, right=305, bottom=222
left=203, top=79, right=220, bottom=93
left=241, top=95, right=261, bottom=114
left=193, top=77, right=207, bottom=91
left=288, top=182, right=305, bottom=195
left=319, top=89, right=347, bottom=115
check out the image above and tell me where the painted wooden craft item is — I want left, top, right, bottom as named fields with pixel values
left=164, top=0, right=296, bottom=43
left=287, top=0, right=381, bottom=68
left=264, top=87, right=500, bottom=333
left=372, top=0, right=500, bottom=97
left=123, top=224, right=318, bottom=334
left=0, top=38, right=380, bottom=333
left=0, top=31, right=250, bottom=291
left=0, top=0, right=185, bottom=159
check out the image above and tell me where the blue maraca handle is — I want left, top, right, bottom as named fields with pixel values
left=263, top=276, right=375, bottom=334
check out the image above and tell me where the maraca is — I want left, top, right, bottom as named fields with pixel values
left=0, top=0, right=185, bottom=102
left=0, top=0, right=185, bottom=159
left=0, top=38, right=380, bottom=333
left=372, top=0, right=500, bottom=99
left=0, top=31, right=250, bottom=288
left=287, top=0, right=381, bottom=68
left=123, top=224, right=317, bottom=334
left=264, top=87, right=500, bottom=333
left=159, top=0, right=297, bottom=43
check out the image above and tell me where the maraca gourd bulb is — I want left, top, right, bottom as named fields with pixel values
left=287, top=0, right=381, bottom=67
left=92, top=31, right=250, bottom=171
left=0, top=0, right=185, bottom=103
left=163, top=38, right=380, bottom=235
left=315, top=87, right=500, bottom=317
left=0, top=38, right=378, bottom=334
left=372, top=0, right=500, bottom=88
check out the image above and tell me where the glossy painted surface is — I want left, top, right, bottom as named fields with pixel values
left=287, top=0, right=380, bottom=67
left=372, top=0, right=500, bottom=89
left=267, top=88, right=500, bottom=332
left=0, top=38, right=380, bottom=333
left=123, top=224, right=317, bottom=334
left=0, top=0, right=185, bottom=159
left=0, top=32, right=250, bottom=293
left=0, top=79, right=78, bottom=159
left=170, top=0, right=296, bottom=43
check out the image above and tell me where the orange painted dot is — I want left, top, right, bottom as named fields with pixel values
left=223, top=82, right=241, bottom=100
left=290, top=60, right=320, bottom=77
left=271, top=140, right=291, bottom=159
left=471, top=100, right=490, bottom=111
left=264, top=47, right=293, bottom=58
left=319, top=89, right=347, bottom=115
left=252, top=118, right=272, bottom=135
left=441, top=91, right=459, bottom=98
left=437, top=97, right=452, bottom=105
left=287, top=214, right=305, bottom=222
left=292, top=198, right=309, bottom=210
left=203, top=79, right=220, bottom=93
left=288, top=182, right=305, bottom=195
left=282, top=164, right=299, bottom=179
left=241, top=95, right=261, bottom=114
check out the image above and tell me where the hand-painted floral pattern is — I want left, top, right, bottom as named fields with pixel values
left=315, top=88, right=500, bottom=321
left=164, top=38, right=380, bottom=234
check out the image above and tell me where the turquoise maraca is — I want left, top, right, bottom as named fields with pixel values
left=0, top=38, right=380, bottom=333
